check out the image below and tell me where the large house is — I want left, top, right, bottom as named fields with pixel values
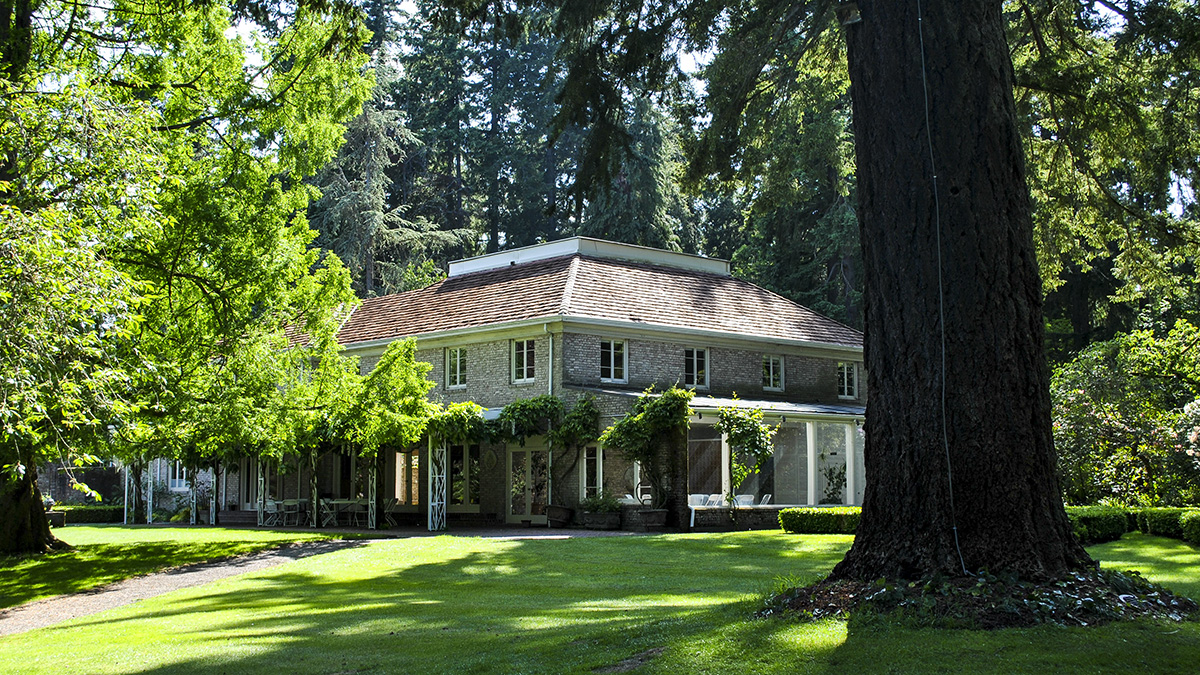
left=201, top=237, right=866, bottom=530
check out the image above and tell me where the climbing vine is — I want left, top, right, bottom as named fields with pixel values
left=713, top=402, right=777, bottom=491
left=599, top=386, right=693, bottom=509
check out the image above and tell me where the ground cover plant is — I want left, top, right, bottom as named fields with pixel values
left=0, top=526, right=340, bottom=609
left=0, top=531, right=1197, bottom=673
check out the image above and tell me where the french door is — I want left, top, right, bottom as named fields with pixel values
left=507, top=448, right=550, bottom=524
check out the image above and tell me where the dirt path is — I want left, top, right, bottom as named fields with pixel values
left=0, top=539, right=369, bottom=637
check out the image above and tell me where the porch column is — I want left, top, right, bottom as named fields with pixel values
left=146, top=463, right=154, bottom=523
left=427, top=437, right=447, bottom=531
left=368, top=461, right=378, bottom=530
left=719, top=433, right=731, bottom=499
left=256, top=460, right=265, bottom=526
left=806, top=421, right=817, bottom=506
left=844, top=423, right=856, bottom=506
left=123, top=466, right=129, bottom=525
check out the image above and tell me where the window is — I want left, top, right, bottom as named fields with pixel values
left=395, top=450, right=420, bottom=506
left=581, top=447, right=603, bottom=499
left=449, top=444, right=480, bottom=508
left=837, top=362, right=858, bottom=399
left=168, top=461, right=188, bottom=491
left=684, top=348, right=708, bottom=388
left=512, top=339, right=535, bottom=383
left=600, top=339, right=626, bottom=382
left=763, top=355, right=784, bottom=392
left=445, top=347, right=466, bottom=389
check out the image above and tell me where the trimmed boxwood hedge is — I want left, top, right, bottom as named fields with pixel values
left=58, top=505, right=125, bottom=524
left=1182, top=511, right=1200, bottom=546
left=1064, top=505, right=1128, bottom=545
left=1141, top=508, right=1190, bottom=539
left=778, top=507, right=861, bottom=534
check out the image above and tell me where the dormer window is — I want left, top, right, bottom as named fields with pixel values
left=600, top=339, right=627, bottom=383
left=837, top=362, right=858, bottom=399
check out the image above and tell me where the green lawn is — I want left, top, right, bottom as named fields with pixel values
left=0, top=531, right=1197, bottom=673
left=0, top=526, right=340, bottom=609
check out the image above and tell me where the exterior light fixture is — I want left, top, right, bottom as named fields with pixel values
left=838, top=1, right=863, bottom=26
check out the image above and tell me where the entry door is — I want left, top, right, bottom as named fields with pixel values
left=507, top=448, right=550, bottom=524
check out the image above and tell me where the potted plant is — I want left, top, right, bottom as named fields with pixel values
left=579, top=491, right=622, bottom=530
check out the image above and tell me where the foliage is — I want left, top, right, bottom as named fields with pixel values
left=549, top=396, right=601, bottom=450
left=778, top=507, right=861, bottom=534
left=598, top=386, right=693, bottom=509
left=341, top=339, right=438, bottom=460
left=1182, top=511, right=1200, bottom=545
left=713, top=403, right=776, bottom=491
left=1141, top=508, right=1192, bottom=539
left=1052, top=320, right=1200, bottom=506
left=428, top=401, right=487, bottom=444
left=489, top=395, right=564, bottom=445
left=55, top=506, right=126, bottom=525
left=578, top=490, right=622, bottom=514
left=1064, top=506, right=1129, bottom=545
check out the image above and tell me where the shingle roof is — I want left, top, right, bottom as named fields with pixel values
left=336, top=254, right=862, bottom=349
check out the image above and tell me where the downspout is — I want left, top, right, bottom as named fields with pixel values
left=545, top=323, right=553, bottom=397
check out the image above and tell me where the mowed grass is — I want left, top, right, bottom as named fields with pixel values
left=0, top=531, right=1197, bottom=674
left=0, top=526, right=340, bottom=609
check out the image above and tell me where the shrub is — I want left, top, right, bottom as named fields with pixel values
left=1182, top=511, right=1200, bottom=545
left=1065, top=506, right=1128, bottom=544
left=58, top=505, right=125, bottom=524
left=578, top=491, right=622, bottom=514
left=779, top=507, right=861, bottom=534
left=1125, top=508, right=1141, bottom=534
left=1142, top=508, right=1190, bottom=539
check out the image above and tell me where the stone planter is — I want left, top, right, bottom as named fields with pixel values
left=639, top=508, right=668, bottom=531
left=46, top=511, right=66, bottom=528
left=546, top=504, right=574, bottom=528
left=582, top=511, right=621, bottom=530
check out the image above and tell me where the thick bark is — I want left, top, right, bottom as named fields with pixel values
left=0, top=464, right=64, bottom=554
left=129, top=462, right=147, bottom=525
left=832, top=0, right=1091, bottom=581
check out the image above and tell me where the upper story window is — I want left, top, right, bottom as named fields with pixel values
left=600, top=339, right=627, bottom=383
left=445, top=347, right=466, bottom=389
left=837, top=362, right=858, bottom=399
left=763, top=355, right=784, bottom=392
left=684, top=348, right=708, bottom=389
left=168, top=461, right=188, bottom=491
left=512, top=339, right=535, bottom=383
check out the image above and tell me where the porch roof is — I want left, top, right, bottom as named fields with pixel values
left=567, top=385, right=865, bottom=420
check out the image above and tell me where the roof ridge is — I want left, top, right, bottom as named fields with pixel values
left=560, top=254, right=580, bottom=314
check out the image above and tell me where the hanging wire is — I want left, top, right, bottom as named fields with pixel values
left=916, top=0, right=970, bottom=577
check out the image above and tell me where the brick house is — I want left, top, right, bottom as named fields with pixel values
left=290, top=236, right=865, bottom=531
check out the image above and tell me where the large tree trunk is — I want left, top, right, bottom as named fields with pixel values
left=832, top=0, right=1091, bottom=581
left=0, top=462, right=64, bottom=554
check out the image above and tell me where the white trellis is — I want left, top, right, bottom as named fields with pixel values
left=427, top=438, right=447, bottom=531
left=256, top=459, right=266, bottom=526
left=368, top=461, right=378, bottom=529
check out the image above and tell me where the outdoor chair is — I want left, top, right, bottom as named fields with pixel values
left=759, top=493, right=772, bottom=505
left=383, top=498, right=399, bottom=527
left=347, top=500, right=368, bottom=527
left=705, top=493, right=723, bottom=506
left=319, top=499, right=338, bottom=527
left=262, top=500, right=281, bottom=527
left=688, top=494, right=708, bottom=506
left=282, top=500, right=301, bottom=526
left=734, top=494, right=755, bottom=507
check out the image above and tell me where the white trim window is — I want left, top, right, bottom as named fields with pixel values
left=448, top=444, right=480, bottom=509
left=445, top=347, right=467, bottom=389
left=837, top=362, right=858, bottom=399
left=684, top=347, right=708, bottom=389
left=168, top=461, right=188, bottom=491
left=512, top=339, right=535, bottom=383
left=600, top=339, right=627, bottom=383
left=581, top=446, right=603, bottom=499
left=763, top=355, right=784, bottom=392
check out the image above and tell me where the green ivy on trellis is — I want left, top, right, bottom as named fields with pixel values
left=713, top=401, right=777, bottom=491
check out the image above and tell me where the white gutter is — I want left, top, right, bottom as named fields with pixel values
left=341, top=314, right=862, bottom=356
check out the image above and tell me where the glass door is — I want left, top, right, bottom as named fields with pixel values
left=507, top=448, right=550, bottom=524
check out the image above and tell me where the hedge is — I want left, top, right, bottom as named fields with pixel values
left=1140, top=508, right=1190, bottom=539
left=57, top=505, right=125, bottom=524
left=779, top=507, right=861, bottom=534
left=1065, top=505, right=1128, bottom=545
left=1182, top=512, right=1200, bottom=546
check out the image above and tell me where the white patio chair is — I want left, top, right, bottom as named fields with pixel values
left=319, top=499, right=338, bottom=527
left=383, top=498, right=399, bottom=527
left=759, top=493, right=773, bottom=506
left=705, top=493, right=723, bottom=506
left=688, top=494, right=708, bottom=506
left=734, top=494, right=755, bottom=507
left=347, top=500, right=368, bottom=527
left=282, top=500, right=301, bottom=526
left=262, top=500, right=281, bottom=527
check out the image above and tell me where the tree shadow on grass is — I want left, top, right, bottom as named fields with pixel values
left=27, top=533, right=848, bottom=674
